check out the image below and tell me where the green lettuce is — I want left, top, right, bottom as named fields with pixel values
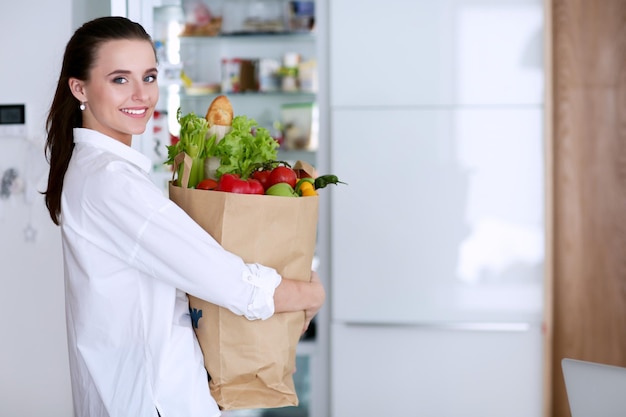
left=210, top=115, right=278, bottom=180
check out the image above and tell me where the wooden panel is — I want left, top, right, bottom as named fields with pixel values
left=550, top=0, right=626, bottom=416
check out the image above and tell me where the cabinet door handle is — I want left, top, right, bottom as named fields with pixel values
left=342, top=321, right=533, bottom=332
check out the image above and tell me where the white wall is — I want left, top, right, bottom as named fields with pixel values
left=0, top=1, right=74, bottom=416
left=72, top=0, right=111, bottom=29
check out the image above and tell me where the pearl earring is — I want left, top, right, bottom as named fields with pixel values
left=79, top=102, right=86, bottom=111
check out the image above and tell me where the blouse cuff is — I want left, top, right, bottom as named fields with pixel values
left=242, top=263, right=282, bottom=320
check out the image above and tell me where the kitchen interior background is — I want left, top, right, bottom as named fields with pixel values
left=0, top=0, right=546, bottom=416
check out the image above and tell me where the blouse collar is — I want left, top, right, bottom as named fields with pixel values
left=73, top=128, right=152, bottom=174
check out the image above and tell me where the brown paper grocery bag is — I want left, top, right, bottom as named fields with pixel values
left=169, top=153, right=318, bottom=410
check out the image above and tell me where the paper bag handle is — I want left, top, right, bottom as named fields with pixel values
left=172, top=152, right=193, bottom=188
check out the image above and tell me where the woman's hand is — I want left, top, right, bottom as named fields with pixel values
left=273, top=270, right=326, bottom=334
left=302, top=271, right=325, bottom=334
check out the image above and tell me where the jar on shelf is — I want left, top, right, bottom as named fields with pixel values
left=221, top=58, right=241, bottom=93
left=286, top=1, right=315, bottom=32
left=280, top=52, right=301, bottom=92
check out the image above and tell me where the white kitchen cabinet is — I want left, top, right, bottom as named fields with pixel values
left=329, top=0, right=544, bottom=107
left=330, top=107, right=544, bottom=324
left=331, top=323, right=543, bottom=417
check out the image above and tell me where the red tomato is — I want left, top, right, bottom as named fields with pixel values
left=251, top=170, right=272, bottom=191
left=196, top=178, right=218, bottom=190
left=268, top=166, right=297, bottom=189
left=247, top=178, right=265, bottom=195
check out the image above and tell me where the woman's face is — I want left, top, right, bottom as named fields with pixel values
left=70, top=39, right=159, bottom=145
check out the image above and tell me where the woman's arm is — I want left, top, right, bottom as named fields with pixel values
left=273, top=271, right=326, bottom=333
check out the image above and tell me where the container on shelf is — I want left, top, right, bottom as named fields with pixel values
left=259, top=58, right=282, bottom=92
left=239, top=59, right=260, bottom=92
left=180, top=0, right=223, bottom=36
left=298, top=59, right=317, bottom=93
left=222, top=0, right=286, bottom=34
left=281, top=101, right=318, bottom=151
left=286, top=1, right=315, bottom=32
left=280, top=52, right=301, bottom=92
left=221, top=58, right=242, bottom=93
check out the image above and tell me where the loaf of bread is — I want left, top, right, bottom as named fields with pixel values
left=205, top=95, right=233, bottom=127
left=204, top=96, right=233, bottom=180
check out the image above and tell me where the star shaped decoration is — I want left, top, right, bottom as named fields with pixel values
left=24, top=223, right=37, bottom=243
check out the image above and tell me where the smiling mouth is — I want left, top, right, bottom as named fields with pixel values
left=121, top=108, right=147, bottom=116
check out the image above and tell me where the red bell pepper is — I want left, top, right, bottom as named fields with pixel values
left=216, top=173, right=264, bottom=195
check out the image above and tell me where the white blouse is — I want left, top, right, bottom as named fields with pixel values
left=60, top=128, right=281, bottom=417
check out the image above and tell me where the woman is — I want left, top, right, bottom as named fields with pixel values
left=43, top=16, right=324, bottom=417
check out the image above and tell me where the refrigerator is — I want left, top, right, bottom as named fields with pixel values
left=327, top=1, right=546, bottom=416
left=124, top=1, right=330, bottom=417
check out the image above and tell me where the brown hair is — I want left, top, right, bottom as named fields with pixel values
left=43, top=16, right=154, bottom=225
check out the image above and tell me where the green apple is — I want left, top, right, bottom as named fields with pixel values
left=265, top=182, right=299, bottom=197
